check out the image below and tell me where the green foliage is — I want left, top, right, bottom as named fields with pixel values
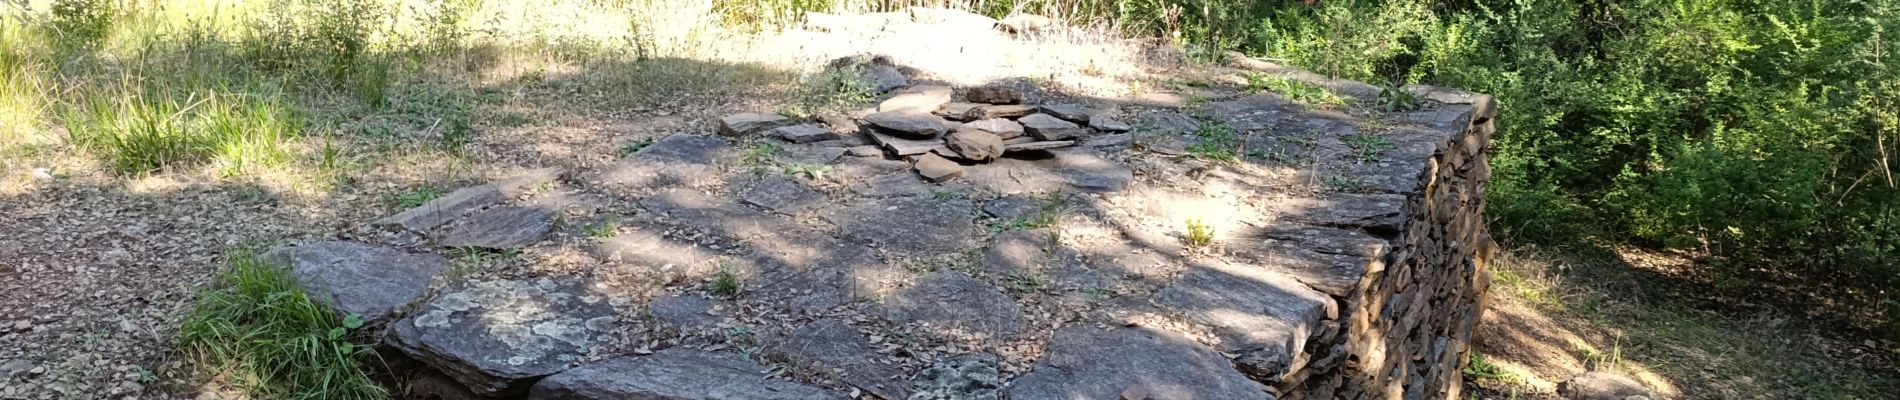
left=389, top=186, right=445, bottom=208
left=712, top=261, right=744, bottom=297
left=1342, top=133, right=1394, bottom=163
left=63, top=89, right=301, bottom=176
left=583, top=216, right=618, bottom=239
left=1243, top=73, right=1345, bottom=107
left=1183, top=218, right=1215, bottom=247
left=47, top=0, right=115, bottom=50
left=178, top=250, right=388, bottom=399
left=1187, top=121, right=1241, bottom=162
left=783, top=66, right=878, bottom=119
left=619, top=137, right=656, bottom=157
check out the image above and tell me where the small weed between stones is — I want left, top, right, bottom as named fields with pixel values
left=783, top=162, right=833, bottom=179
left=389, top=186, right=446, bottom=208
left=583, top=216, right=618, bottom=239
left=617, top=137, right=656, bottom=157
left=1184, top=218, right=1216, bottom=247
left=740, top=139, right=785, bottom=170
left=712, top=260, right=744, bottom=297
left=1243, top=73, right=1346, bottom=108
left=450, top=246, right=518, bottom=276
left=1323, top=176, right=1367, bottom=192
left=1343, top=133, right=1395, bottom=163
left=1004, top=273, right=1052, bottom=293
left=1187, top=122, right=1241, bottom=162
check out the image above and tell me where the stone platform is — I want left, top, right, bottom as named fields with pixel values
left=268, top=58, right=1496, bottom=399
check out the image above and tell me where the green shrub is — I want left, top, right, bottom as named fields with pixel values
left=178, top=250, right=388, bottom=399
left=63, top=89, right=299, bottom=176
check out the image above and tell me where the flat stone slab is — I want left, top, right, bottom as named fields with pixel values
left=648, top=293, right=725, bottom=330
left=775, top=319, right=908, bottom=399
left=980, top=195, right=1044, bottom=221
left=432, top=206, right=555, bottom=249
left=1229, top=225, right=1389, bottom=296
left=592, top=227, right=720, bottom=283
left=851, top=172, right=934, bottom=198
left=962, top=148, right=1133, bottom=194
left=913, top=153, right=965, bottom=182
left=1006, top=325, right=1268, bottom=400
left=822, top=197, right=977, bottom=255
left=963, top=118, right=1025, bottom=139
left=1270, top=193, right=1408, bottom=236
left=641, top=189, right=804, bottom=242
left=633, top=134, right=730, bottom=164
left=1002, top=140, right=1075, bottom=153
left=1018, top=114, right=1083, bottom=140
left=880, top=271, right=1027, bottom=339
left=263, top=241, right=448, bottom=324
left=879, top=85, right=953, bottom=112
left=390, top=278, right=619, bottom=396
left=375, top=168, right=562, bottom=232
left=741, top=176, right=825, bottom=214
left=1038, top=104, right=1091, bottom=124
left=868, top=126, right=949, bottom=156
left=771, top=124, right=839, bottom=144
left=865, top=110, right=949, bottom=137
left=981, top=228, right=1053, bottom=275
left=909, top=353, right=1003, bottom=400
left=720, top=113, right=794, bottom=136
left=966, top=104, right=1038, bottom=120
left=1154, top=260, right=1332, bottom=380
left=594, top=134, right=729, bottom=191
left=529, top=348, right=845, bottom=399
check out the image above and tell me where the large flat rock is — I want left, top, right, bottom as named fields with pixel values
left=1154, top=260, right=1332, bottom=381
left=880, top=271, right=1027, bottom=340
left=822, top=196, right=977, bottom=255
left=774, top=319, right=908, bottom=399
left=593, top=134, right=729, bottom=191
left=741, top=176, right=826, bottom=214
left=528, top=348, right=845, bottom=399
left=1005, top=325, right=1269, bottom=400
left=263, top=241, right=448, bottom=324
left=641, top=189, right=805, bottom=242
left=390, top=278, right=619, bottom=396
left=374, top=168, right=563, bottom=232
left=591, top=227, right=721, bottom=283
left=432, top=206, right=555, bottom=249
left=962, top=148, right=1133, bottom=194
left=1229, top=225, right=1389, bottom=296
left=1269, top=193, right=1408, bottom=236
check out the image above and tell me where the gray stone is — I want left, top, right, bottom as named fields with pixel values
left=868, top=127, right=949, bottom=156
left=823, top=196, right=976, bottom=255
left=963, top=148, right=1132, bottom=194
left=981, top=195, right=1043, bottom=221
left=1228, top=225, right=1388, bottom=296
left=741, top=176, right=825, bottom=214
left=777, top=145, right=847, bottom=165
left=648, top=293, right=723, bottom=331
left=776, top=319, right=908, bottom=399
left=963, top=118, right=1025, bottom=139
left=852, top=172, right=934, bottom=198
left=592, top=227, right=720, bottom=283
left=771, top=124, right=838, bottom=144
left=846, top=145, right=884, bottom=157
left=1137, top=111, right=1203, bottom=135
left=881, top=271, right=1026, bottom=339
left=529, top=348, right=845, bottom=400
left=720, top=113, right=794, bottom=137
left=936, top=102, right=983, bottom=120
left=595, top=134, right=729, bottom=191
left=1038, top=104, right=1091, bottom=124
left=981, top=228, right=1053, bottom=275
left=880, top=85, right=954, bottom=112
left=908, top=353, right=1003, bottom=400
left=913, top=153, right=964, bottom=182
left=1018, top=114, right=1084, bottom=140
left=390, top=278, right=619, bottom=396
left=944, top=130, right=1004, bottom=161
left=1006, top=326, right=1267, bottom=400
left=864, top=64, right=909, bottom=94
left=376, top=168, right=562, bottom=232
left=965, top=104, right=1038, bottom=120
left=1090, top=116, right=1131, bottom=132
left=527, top=190, right=610, bottom=214
left=264, top=241, right=448, bottom=324
left=964, top=86, right=1023, bottom=105
left=432, top=206, right=555, bottom=249
left=865, top=111, right=948, bottom=137
left=641, top=189, right=803, bottom=242
left=1002, top=140, right=1075, bottom=153
left=1271, top=193, right=1408, bottom=236
left=1154, top=260, right=1332, bottom=381
left=1558, top=372, right=1659, bottom=400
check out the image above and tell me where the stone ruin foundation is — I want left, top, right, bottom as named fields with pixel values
left=263, top=56, right=1497, bottom=399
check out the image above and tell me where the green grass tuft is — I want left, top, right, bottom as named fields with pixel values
left=712, top=260, right=744, bottom=297
left=1184, top=218, right=1216, bottom=247
left=63, top=89, right=301, bottom=176
left=177, top=250, right=388, bottom=399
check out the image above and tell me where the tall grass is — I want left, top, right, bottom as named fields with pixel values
left=63, top=88, right=300, bottom=176
left=178, top=250, right=387, bottom=399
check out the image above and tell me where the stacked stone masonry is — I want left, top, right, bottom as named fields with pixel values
left=271, top=48, right=1495, bottom=400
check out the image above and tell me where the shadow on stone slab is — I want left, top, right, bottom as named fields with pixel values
left=774, top=319, right=909, bottom=399
left=1153, top=260, right=1333, bottom=384
left=821, top=196, right=977, bottom=256
left=528, top=348, right=846, bottom=399
left=432, top=206, right=556, bottom=249
left=1005, top=325, right=1269, bottom=400
left=263, top=241, right=448, bottom=324
left=878, top=271, right=1028, bottom=340
left=962, top=148, right=1132, bottom=195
